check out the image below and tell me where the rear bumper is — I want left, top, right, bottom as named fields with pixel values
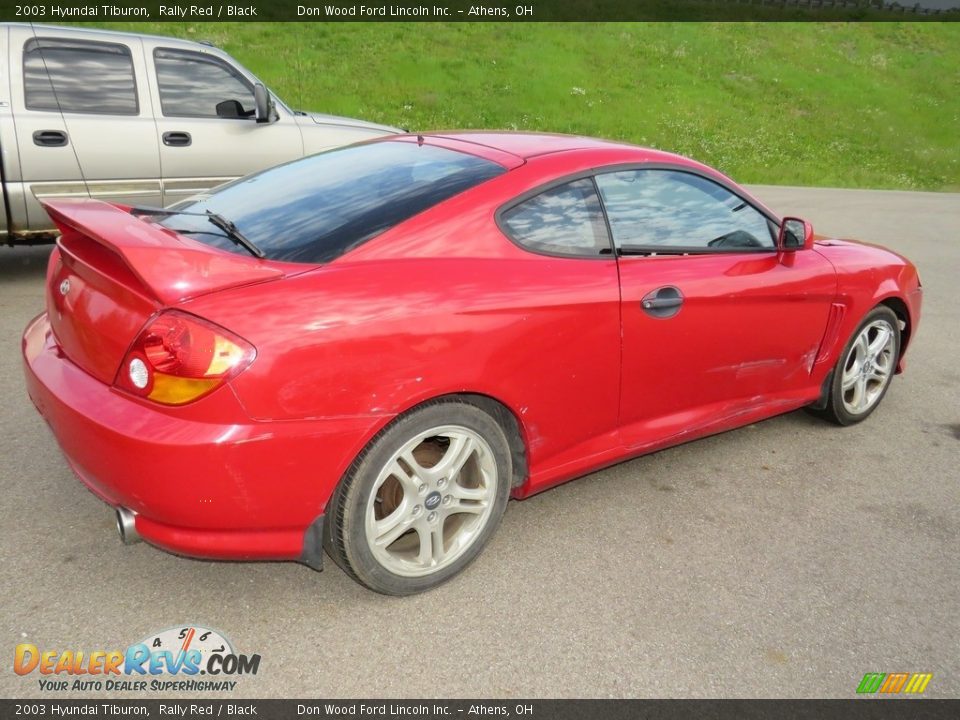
left=22, top=312, right=387, bottom=564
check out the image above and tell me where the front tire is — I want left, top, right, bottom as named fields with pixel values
left=818, top=305, right=900, bottom=426
left=324, top=400, right=512, bottom=595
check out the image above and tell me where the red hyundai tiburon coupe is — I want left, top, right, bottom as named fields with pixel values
left=23, top=133, right=922, bottom=594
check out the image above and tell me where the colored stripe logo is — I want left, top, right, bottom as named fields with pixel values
left=857, top=672, right=932, bottom=694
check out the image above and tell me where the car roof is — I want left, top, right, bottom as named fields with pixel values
left=388, top=131, right=780, bottom=224
left=419, top=131, right=689, bottom=164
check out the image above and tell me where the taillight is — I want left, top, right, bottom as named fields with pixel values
left=115, top=310, right=255, bottom=405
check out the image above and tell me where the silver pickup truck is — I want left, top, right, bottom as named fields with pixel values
left=0, top=23, right=400, bottom=244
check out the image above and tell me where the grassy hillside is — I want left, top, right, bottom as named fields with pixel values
left=90, top=22, right=960, bottom=190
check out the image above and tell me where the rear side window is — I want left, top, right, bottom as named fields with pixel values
left=23, top=38, right=138, bottom=115
left=154, top=48, right=255, bottom=118
left=499, top=179, right=610, bottom=257
left=157, top=141, right=506, bottom=263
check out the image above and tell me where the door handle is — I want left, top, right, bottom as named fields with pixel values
left=33, top=130, right=68, bottom=147
left=162, top=131, right=192, bottom=147
left=641, top=286, right=684, bottom=318
left=643, top=297, right=683, bottom=309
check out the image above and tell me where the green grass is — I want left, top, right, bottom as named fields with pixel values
left=89, top=22, right=960, bottom=190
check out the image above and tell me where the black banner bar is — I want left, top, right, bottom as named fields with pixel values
left=0, top=0, right=959, bottom=22
left=3, top=700, right=960, bottom=720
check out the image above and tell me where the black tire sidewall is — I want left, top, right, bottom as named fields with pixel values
left=332, top=401, right=512, bottom=595
left=829, top=306, right=900, bottom=426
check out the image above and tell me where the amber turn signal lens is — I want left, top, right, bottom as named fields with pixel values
left=115, top=311, right=255, bottom=405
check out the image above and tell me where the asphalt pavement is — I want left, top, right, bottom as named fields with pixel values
left=0, top=185, right=957, bottom=699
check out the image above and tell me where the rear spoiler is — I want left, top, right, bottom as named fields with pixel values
left=43, top=199, right=283, bottom=304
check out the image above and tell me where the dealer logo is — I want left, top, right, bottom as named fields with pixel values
left=14, top=625, right=261, bottom=693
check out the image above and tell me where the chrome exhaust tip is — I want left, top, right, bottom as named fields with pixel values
left=115, top=507, right=141, bottom=545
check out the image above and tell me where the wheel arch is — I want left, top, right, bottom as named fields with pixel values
left=812, top=296, right=908, bottom=410
left=454, top=392, right=529, bottom=491
left=405, top=392, right=529, bottom=491
left=349, top=391, right=531, bottom=494
left=877, top=294, right=911, bottom=368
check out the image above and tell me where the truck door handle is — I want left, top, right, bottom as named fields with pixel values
left=641, top=286, right=684, bottom=318
left=33, top=130, right=68, bottom=147
left=162, top=131, right=192, bottom=147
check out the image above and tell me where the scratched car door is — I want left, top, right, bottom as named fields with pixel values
left=596, top=168, right=836, bottom=449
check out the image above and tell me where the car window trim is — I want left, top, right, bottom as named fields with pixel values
left=496, top=162, right=783, bottom=260
left=614, top=244, right=779, bottom=257
left=152, top=46, right=256, bottom=120
left=23, top=37, right=141, bottom=117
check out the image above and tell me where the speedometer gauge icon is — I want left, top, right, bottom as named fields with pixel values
left=138, top=625, right=233, bottom=672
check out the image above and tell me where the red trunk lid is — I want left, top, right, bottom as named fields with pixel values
left=43, top=199, right=287, bottom=385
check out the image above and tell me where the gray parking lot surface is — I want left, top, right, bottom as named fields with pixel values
left=0, top=186, right=957, bottom=699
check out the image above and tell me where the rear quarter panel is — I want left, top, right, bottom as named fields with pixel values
left=188, top=259, right=622, bottom=491
left=184, top=161, right=627, bottom=490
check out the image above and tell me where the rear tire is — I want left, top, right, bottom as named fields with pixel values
left=324, top=400, right=512, bottom=595
left=815, top=305, right=900, bottom=426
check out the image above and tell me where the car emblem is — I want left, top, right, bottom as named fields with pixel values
left=59, top=279, right=71, bottom=296
left=425, top=491, right=442, bottom=510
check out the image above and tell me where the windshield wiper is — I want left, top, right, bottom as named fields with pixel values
left=131, top=205, right=265, bottom=259
left=204, top=212, right=264, bottom=258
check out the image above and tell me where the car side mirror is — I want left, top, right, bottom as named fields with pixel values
left=778, top=217, right=814, bottom=251
left=215, top=99, right=245, bottom=119
left=253, top=83, right=275, bottom=124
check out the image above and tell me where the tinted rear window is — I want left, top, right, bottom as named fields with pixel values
left=157, top=142, right=506, bottom=263
left=24, top=38, right=138, bottom=115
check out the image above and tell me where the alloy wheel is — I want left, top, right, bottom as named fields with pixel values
left=840, top=319, right=896, bottom=416
left=364, top=425, right=498, bottom=577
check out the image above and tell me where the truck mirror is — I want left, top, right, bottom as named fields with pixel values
left=254, top=83, right=274, bottom=124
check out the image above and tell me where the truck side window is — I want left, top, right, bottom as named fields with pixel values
left=154, top=48, right=256, bottom=119
left=23, top=38, right=138, bottom=115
